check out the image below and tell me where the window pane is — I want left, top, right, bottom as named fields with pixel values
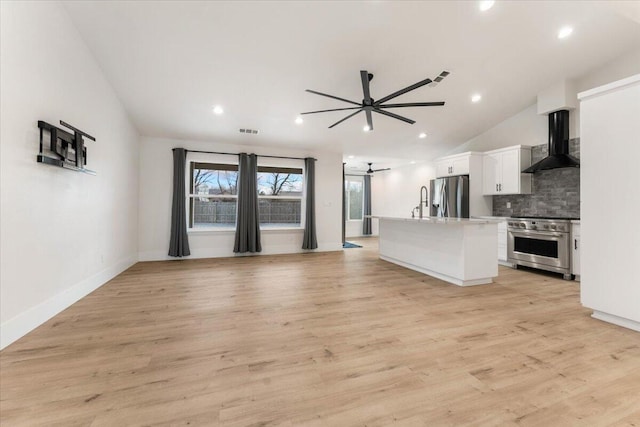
left=191, top=198, right=237, bottom=228
left=348, top=180, right=363, bottom=220
left=259, top=199, right=301, bottom=227
left=257, top=170, right=303, bottom=196
left=192, top=163, right=238, bottom=195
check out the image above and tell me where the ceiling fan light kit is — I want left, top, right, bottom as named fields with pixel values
left=302, top=70, right=448, bottom=130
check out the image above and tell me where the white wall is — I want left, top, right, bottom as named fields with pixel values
left=449, top=47, right=640, bottom=155
left=450, top=104, right=547, bottom=154
left=370, top=162, right=436, bottom=234
left=0, top=2, right=140, bottom=349
left=138, top=137, right=342, bottom=260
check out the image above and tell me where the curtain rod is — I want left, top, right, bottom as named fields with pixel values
left=174, top=148, right=316, bottom=161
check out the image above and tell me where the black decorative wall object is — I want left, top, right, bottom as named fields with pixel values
left=36, top=120, right=96, bottom=174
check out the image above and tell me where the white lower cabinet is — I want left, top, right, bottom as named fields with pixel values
left=498, top=220, right=508, bottom=264
left=572, top=223, right=580, bottom=280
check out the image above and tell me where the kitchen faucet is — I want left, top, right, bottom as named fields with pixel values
left=419, top=186, right=428, bottom=219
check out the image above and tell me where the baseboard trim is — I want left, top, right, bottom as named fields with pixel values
left=379, top=255, right=493, bottom=287
left=591, top=310, right=640, bottom=332
left=0, top=256, right=137, bottom=350
left=138, top=242, right=343, bottom=262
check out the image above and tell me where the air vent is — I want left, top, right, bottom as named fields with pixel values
left=239, top=128, right=259, bottom=135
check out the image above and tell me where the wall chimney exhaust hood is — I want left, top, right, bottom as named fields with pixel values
left=523, top=109, right=579, bottom=173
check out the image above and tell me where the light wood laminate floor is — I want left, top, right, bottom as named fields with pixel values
left=1, top=238, right=639, bottom=426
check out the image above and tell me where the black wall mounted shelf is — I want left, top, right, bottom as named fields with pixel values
left=36, top=120, right=96, bottom=175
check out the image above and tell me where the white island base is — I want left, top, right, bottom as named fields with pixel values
left=377, top=217, right=498, bottom=286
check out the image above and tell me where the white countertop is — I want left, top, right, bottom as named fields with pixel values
left=472, top=216, right=510, bottom=220
left=369, top=215, right=497, bottom=225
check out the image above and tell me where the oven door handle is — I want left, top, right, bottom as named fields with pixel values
left=509, top=229, right=567, bottom=238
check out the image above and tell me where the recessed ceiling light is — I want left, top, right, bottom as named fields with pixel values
left=471, top=94, right=482, bottom=103
left=295, top=116, right=303, bottom=125
left=363, top=125, right=370, bottom=132
left=410, top=161, right=416, bottom=164
left=419, top=132, right=427, bottom=139
left=212, top=105, right=224, bottom=115
left=558, top=26, right=573, bottom=39
left=348, top=155, right=355, bottom=159
left=478, top=0, right=494, bottom=12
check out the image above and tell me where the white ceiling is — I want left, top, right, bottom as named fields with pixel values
left=63, top=1, right=640, bottom=169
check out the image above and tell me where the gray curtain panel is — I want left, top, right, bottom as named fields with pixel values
left=363, top=174, right=372, bottom=235
left=168, top=148, right=191, bottom=257
left=302, top=157, right=318, bottom=250
left=234, top=153, right=262, bottom=253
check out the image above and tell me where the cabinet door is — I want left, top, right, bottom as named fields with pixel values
left=500, top=149, right=520, bottom=194
left=436, top=161, right=450, bottom=178
left=482, top=154, right=499, bottom=195
left=497, top=221, right=508, bottom=261
left=452, top=157, right=470, bottom=176
left=572, top=224, right=580, bottom=276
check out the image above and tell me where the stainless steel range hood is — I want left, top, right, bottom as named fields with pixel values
left=523, top=109, right=580, bottom=173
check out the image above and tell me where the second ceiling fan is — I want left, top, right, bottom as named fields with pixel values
left=302, top=70, right=449, bottom=131
left=366, top=163, right=390, bottom=174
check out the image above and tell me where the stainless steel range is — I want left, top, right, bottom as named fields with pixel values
left=507, top=216, right=577, bottom=280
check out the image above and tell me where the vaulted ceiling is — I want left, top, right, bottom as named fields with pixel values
left=63, top=1, right=640, bottom=166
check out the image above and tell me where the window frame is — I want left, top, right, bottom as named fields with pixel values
left=185, top=156, right=306, bottom=233
left=345, top=175, right=365, bottom=221
left=256, top=163, right=305, bottom=230
left=187, top=159, right=239, bottom=232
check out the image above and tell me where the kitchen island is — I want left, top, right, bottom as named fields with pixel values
left=374, top=216, right=498, bottom=286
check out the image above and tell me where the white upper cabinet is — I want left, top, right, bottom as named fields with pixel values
left=435, top=153, right=472, bottom=177
left=482, top=146, right=532, bottom=195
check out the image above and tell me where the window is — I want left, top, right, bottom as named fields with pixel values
left=187, top=161, right=305, bottom=230
left=189, top=162, right=238, bottom=229
left=345, top=177, right=364, bottom=220
left=257, top=166, right=303, bottom=228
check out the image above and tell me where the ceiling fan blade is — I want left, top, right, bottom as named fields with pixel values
left=372, top=168, right=391, bottom=172
left=305, top=89, right=361, bottom=106
left=328, top=109, right=363, bottom=128
left=300, top=106, right=362, bottom=115
left=378, top=102, right=445, bottom=108
left=365, top=109, right=373, bottom=131
left=373, top=108, right=415, bottom=124
left=374, top=77, right=432, bottom=105
left=360, top=70, right=372, bottom=104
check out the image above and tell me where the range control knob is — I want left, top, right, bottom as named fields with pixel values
left=550, top=224, right=556, bottom=230
left=530, top=225, right=537, bottom=230
left=542, top=224, right=549, bottom=230
left=520, top=223, right=526, bottom=228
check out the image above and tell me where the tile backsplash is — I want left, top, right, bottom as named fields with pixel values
left=492, top=138, right=580, bottom=218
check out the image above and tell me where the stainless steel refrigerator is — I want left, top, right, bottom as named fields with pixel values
left=430, top=175, right=470, bottom=218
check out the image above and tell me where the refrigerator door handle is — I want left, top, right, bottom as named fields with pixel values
left=441, top=182, right=448, bottom=217
left=458, top=176, right=465, bottom=215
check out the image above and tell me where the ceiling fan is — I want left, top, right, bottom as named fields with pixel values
left=302, top=70, right=449, bottom=130
left=366, top=163, right=390, bottom=174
